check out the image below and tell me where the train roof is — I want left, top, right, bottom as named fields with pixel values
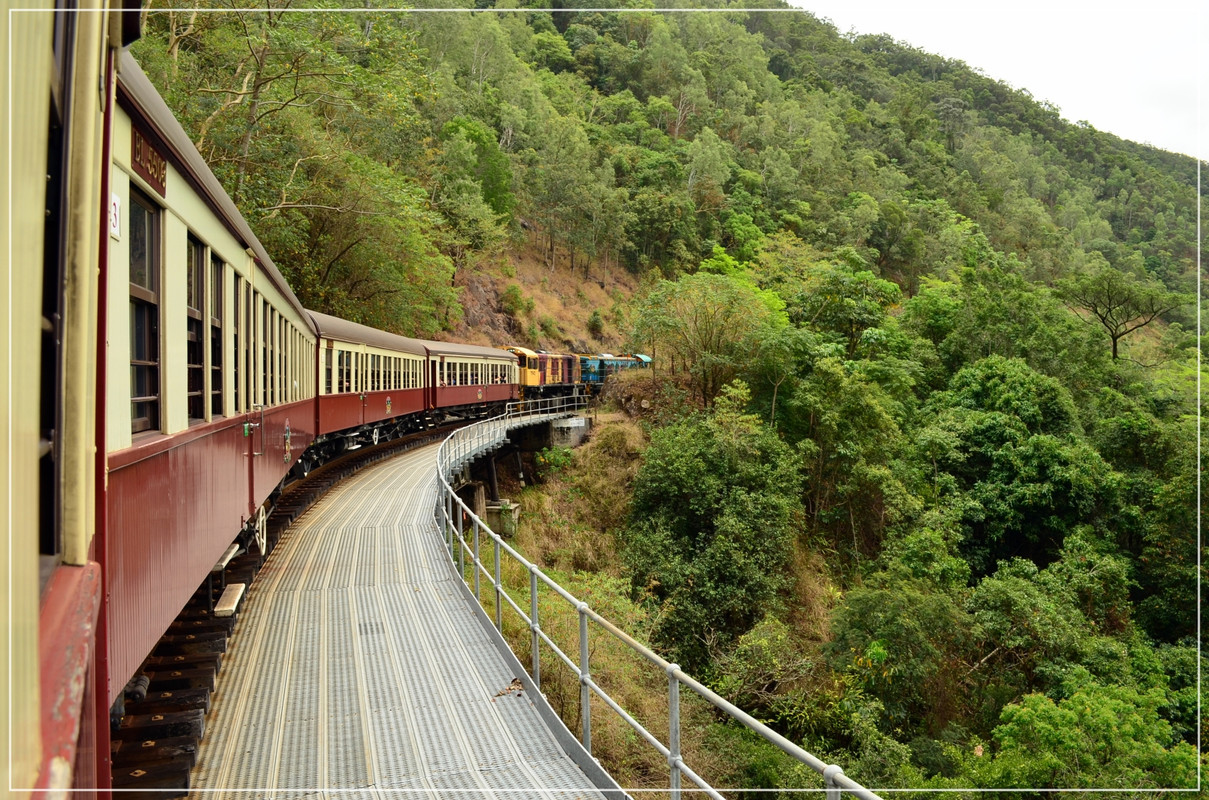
left=116, top=53, right=312, bottom=330
left=505, top=345, right=537, bottom=358
left=422, top=339, right=517, bottom=362
left=307, top=310, right=427, bottom=356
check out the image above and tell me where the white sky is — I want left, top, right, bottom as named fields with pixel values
left=787, top=1, right=1208, bottom=162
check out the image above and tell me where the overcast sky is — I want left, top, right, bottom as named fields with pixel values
left=787, top=1, right=1207, bottom=162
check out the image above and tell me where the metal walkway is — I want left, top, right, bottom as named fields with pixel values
left=188, top=442, right=616, bottom=799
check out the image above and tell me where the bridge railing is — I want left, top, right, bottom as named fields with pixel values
left=434, top=398, right=883, bottom=800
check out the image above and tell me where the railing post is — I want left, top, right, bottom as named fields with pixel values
left=529, top=567, right=541, bottom=689
left=824, top=764, right=845, bottom=800
left=446, top=488, right=454, bottom=557
left=457, top=499, right=465, bottom=577
left=578, top=602, right=591, bottom=753
left=473, top=518, right=481, bottom=600
left=493, top=537, right=502, bottom=631
left=668, top=664, right=681, bottom=799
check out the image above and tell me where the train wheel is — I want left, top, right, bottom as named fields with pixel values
left=372, top=426, right=380, bottom=446
left=254, top=505, right=268, bottom=555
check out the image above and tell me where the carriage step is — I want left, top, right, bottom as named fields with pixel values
left=214, top=582, right=246, bottom=618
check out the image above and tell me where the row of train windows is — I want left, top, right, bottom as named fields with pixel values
left=437, top=361, right=512, bottom=386
left=128, top=187, right=313, bottom=434
left=324, top=349, right=422, bottom=394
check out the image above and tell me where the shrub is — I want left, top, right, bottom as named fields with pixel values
left=587, top=309, right=604, bottom=339
left=501, top=283, right=534, bottom=317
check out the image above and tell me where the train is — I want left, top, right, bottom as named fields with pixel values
left=6, top=12, right=645, bottom=797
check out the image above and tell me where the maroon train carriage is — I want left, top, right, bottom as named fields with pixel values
left=427, top=339, right=521, bottom=412
left=104, top=53, right=319, bottom=705
left=307, top=310, right=432, bottom=467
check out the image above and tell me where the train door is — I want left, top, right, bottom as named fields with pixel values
left=358, top=352, right=367, bottom=426
left=429, top=358, right=438, bottom=409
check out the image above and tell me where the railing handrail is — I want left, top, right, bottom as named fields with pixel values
left=432, top=395, right=883, bottom=800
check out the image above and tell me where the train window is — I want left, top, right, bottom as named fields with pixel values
left=246, top=286, right=255, bottom=409
left=273, top=314, right=279, bottom=403
left=210, top=256, right=223, bottom=417
left=186, top=236, right=205, bottom=422
left=324, top=345, right=332, bottom=394
left=129, top=190, right=160, bottom=433
left=263, top=300, right=272, bottom=406
left=232, top=279, right=241, bottom=413
left=278, top=315, right=286, bottom=403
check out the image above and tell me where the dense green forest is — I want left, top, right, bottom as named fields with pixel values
left=134, top=1, right=1203, bottom=792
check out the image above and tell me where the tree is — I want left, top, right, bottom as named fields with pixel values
left=828, top=575, right=973, bottom=730
left=631, top=272, right=786, bottom=406
left=983, top=670, right=1197, bottom=789
left=1058, top=265, right=1191, bottom=361
left=622, top=383, right=802, bottom=671
left=790, top=260, right=901, bottom=358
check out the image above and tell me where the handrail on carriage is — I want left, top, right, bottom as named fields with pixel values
left=433, top=396, right=884, bottom=800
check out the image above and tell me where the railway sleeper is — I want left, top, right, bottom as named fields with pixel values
left=167, top=617, right=235, bottom=637
left=114, top=708, right=205, bottom=742
left=125, top=688, right=211, bottom=716
left=143, top=653, right=223, bottom=673
left=143, top=667, right=217, bottom=693
left=111, top=735, right=199, bottom=769
left=152, top=634, right=226, bottom=657
left=111, top=754, right=193, bottom=799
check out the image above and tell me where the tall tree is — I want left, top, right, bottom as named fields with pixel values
left=1058, top=264, right=1191, bottom=361
left=632, top=272, right=786, bottom=406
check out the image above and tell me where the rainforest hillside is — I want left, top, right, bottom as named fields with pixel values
left=132, top=1, right=1203, bottom=792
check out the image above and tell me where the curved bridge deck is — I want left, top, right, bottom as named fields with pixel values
left=189, top=441, right=613, bottom=799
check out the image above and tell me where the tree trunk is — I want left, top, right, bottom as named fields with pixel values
left=233, top=42, right=269, bottom=201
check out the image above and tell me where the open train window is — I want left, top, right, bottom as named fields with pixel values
left=210, top=256, right=223, bottom=416
left=260, top=302, right=268, bottom=406
left=233, top=278, right=241, bottom=413
left=277, top=315, right=286, bottom=403
left=39, top=5, right=76, bottom=572
left=186, top=235, right=205, bottom=422
left=129, top=189, right=161, bottom=434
